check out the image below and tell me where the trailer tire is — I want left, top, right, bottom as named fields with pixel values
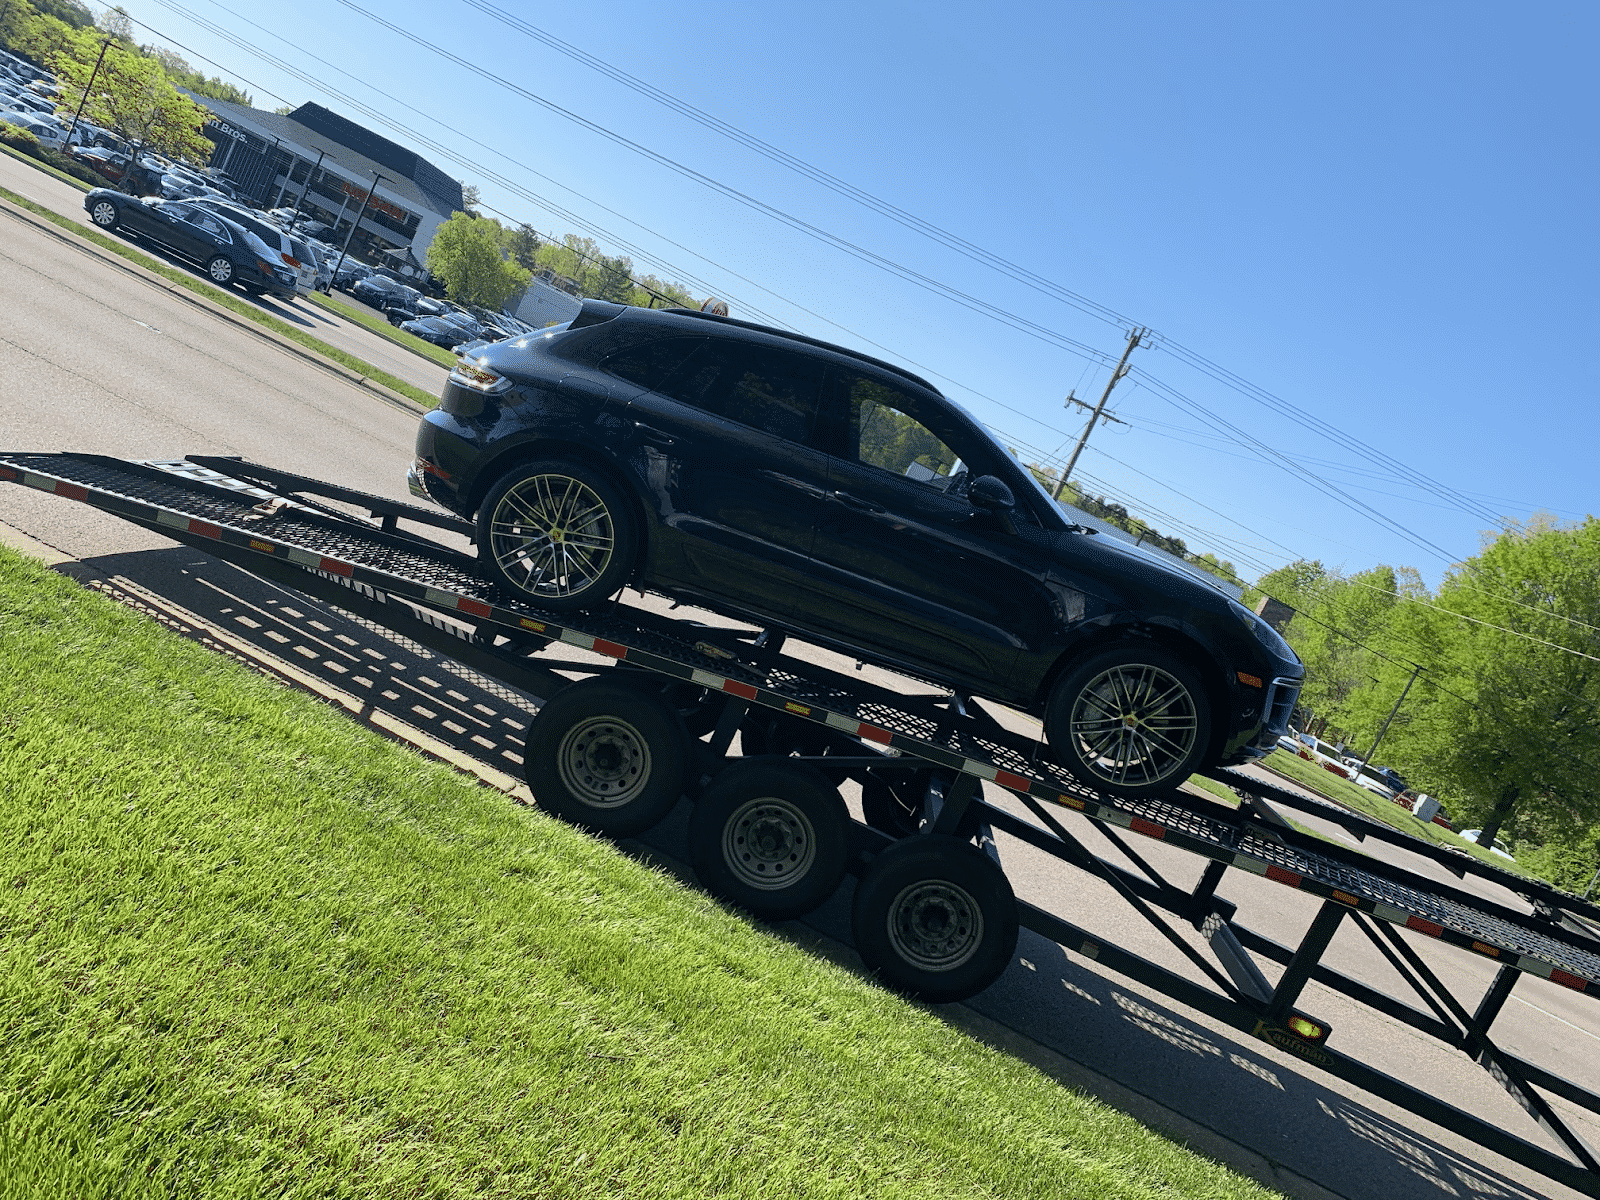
left=852, top=835, right=1018, bottom=1003
left=689, top=757, right=850, bottom=921
left=1044, top=644, right=1211, bottom=799
left=523, top=679, right=690, bottom=837
left=477, top=460, right=636, bottom=612
left=614, top=670, right=724, bottom=738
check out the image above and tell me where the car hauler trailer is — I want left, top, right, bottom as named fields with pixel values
left=5, top=450, right=1600, bottom=1197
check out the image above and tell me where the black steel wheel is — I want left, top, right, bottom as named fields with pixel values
left=88, top=198, right=119, bottom=229
left=523, top=679, right=690, bottom=837
left=1044, top=644, right=1211, bottom=799
left=478, top=460, right=636, bottom=611
left=205, top=255, right=236, bottom=286
left=689, top=757, right=850, bottom=921
left=851, top=835, right=1018, bottom=1003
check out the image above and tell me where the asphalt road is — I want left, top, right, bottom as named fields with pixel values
left=2, top=159, right=1598, bottom=1200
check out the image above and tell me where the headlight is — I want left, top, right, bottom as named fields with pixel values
left=1236, top=606, right=1295, bottom=660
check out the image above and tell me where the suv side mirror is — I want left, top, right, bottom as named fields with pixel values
left=967, top=475, right=1015, bottom=511
left=967, top=475, right=1018, bottom=535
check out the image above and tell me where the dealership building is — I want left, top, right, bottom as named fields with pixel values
left=192, top=97, right=465, bottom=281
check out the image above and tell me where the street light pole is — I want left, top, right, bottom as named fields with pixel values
left=65, top=38, right=111, bottom=150
left=294, top=148, right=329, bottom=219
left=333, top=171, right=386, bottom=284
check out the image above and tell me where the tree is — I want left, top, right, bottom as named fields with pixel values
left=424, top=211, right=531, bottom=310
left=50, top=27, right=211, bottom=161
left=458, top=183, right=480, bottom=214
left=502, top=223, right=542, bottom=271
left=1321, top=519, right=1600, bottom=847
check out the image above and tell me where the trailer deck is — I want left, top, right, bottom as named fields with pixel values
left=6, top=450, right=1598, bottom=1196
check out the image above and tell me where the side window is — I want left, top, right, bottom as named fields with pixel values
left=718, top=346, right=824, bottom=443
left=600, top=336, right=707, bottom=392
left=842, top=374, right=964, bottom=491
left=192, top=213, right=225, bottom=238
left=641, top=338, right=825, bottom=445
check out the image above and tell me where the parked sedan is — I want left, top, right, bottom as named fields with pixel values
left=83, top=189, right=299, bottom=300
left=412, top=300, right=1304, bottom=798
left=2, top=110, right=65, bottom=149
left=399, top=314, right=484, bottom=349
left=189, top=199, right=319, bottom=296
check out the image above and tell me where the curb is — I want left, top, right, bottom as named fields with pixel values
left=0, top=190, right=427, bottom=417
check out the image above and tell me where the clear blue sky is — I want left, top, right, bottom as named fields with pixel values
left=104, top=0, right=1598, bottom=592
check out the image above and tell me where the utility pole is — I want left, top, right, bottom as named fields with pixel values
left=1053, top=326, right=1145, bottom=500
left=1354, top=662, right=1423, bottom=774
left=65, top=38, right=111, bottom=151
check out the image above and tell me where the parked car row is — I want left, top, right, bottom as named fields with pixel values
left=83, top=188, right=300, bottom=301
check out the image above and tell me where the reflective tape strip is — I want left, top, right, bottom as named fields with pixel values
left=1057, top=793, right=1086, bottom=810
left=783, top=701, right=812, bottom=717
left=1405, top=916, right=1444, bottom=938
left=1549, top=969, right=1589, bottom=992
left=691, top=669, right=726, bottom=690
left=247, top=538, right=275, bottom=554
left=722, top=679, right=757, bottom=700
left=1266, top=865, right=1303, bottom=888
left=1232, top=854, right=1270, bottom=876
left=995, top=769, right=1033, bottom=793
left=1471, top=941, right=1502, bottom=958
left=1520, top=959, right=1554, bottom=981
left=0, top=465, right=16, bottom=480
left=1129, top=816, right=1167, bottom=840
left=559, top=629, right=593, bottom=649
left=519, top=617, right=547, bottom=634
left=1372, top=901, right=1410, bottom=926
left=964, top=760, right=998, bottom=782
left=1098, top=808, right=1133, bottom=830
left=1329, top=889, right=1361, bottom=907
left=825, top=712, right=860, bottom=734
left=23, top=472, right=86, bottom=501
left=284, top=548, right=352, bottom=577
left=593, top=638, right=628, bottom=659
left=423, top=590, right=494, bottom=621
left=858, top=724, right=892, bottom=744
left=150, top=512, right=219, bottom=540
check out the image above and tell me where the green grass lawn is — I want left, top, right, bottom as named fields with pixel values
left=1255, top=751, right=1535, bottom=875
left=0, top=545, right=1281, bottom=1198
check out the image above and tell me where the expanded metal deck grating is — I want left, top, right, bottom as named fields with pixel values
left=6, top=451, right=1599, bottom=994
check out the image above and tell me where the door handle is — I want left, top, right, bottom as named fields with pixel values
left=756, top=470, right=829, bottom=499
left=828, top=490, right=887, bottom=514
left=634, top=423, right=676, bottom=447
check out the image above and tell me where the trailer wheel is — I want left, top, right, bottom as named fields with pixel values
left=615, top=671, right=723, bottom=738
left=477, top=460, right=637, bottom=612
left=852, top=836, right=1018, bottom=1003
left=1044, top=645, right=1211, bottom=799
left=523, top=679, right=689, bottom=837
left=689, top=758, right=850, bottom=921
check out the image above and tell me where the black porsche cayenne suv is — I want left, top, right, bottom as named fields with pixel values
left=411, top=300, right=1302, bottom=797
